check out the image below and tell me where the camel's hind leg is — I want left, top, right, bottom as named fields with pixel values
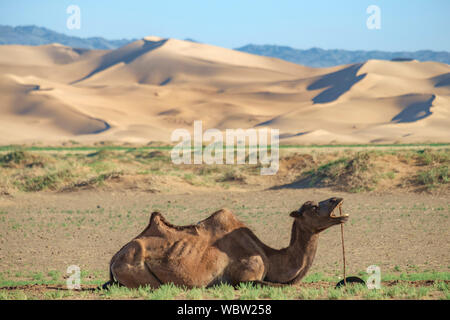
left=110, top=239, right=161, bottom=289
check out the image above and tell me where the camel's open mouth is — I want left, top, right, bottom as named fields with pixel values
left=329, top=200, right=348, bottom=218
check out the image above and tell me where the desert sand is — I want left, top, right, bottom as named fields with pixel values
left=0, top=38, right=449, bottom=144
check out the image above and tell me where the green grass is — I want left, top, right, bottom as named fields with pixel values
left=1, top=281, right=447, bottom=300
left=302, top=272, right=336, bottom=283
left=381, top=271, right=450, bottom=281
left=385, top=171, right=396, bottom=179
left=185, top=287, right=205, bottom=300
left=208, top=284, right=235, bottom=300
left=0, top=271, right=448, bottom=300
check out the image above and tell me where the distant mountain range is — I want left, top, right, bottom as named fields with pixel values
left=0, top=25, right=133, bottom=50
left=235, top=44, right=450, bottom=67
left=1, top=25, right=449, bottom=67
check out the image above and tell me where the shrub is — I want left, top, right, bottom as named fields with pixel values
left=416, top=165, right=449, bottom=189
left=217, top=169, right=246, bottom=183
left=301, top=152, right=377, bottom=192
left=16, top=169, right=73, bottom=191
left=0, top=151, right=45, bottom=168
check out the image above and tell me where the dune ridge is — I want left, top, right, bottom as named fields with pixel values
left=0, top=38, right=449, bottom=144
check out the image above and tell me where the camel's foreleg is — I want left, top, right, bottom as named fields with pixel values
left=110, top=239, right=161, bottom=289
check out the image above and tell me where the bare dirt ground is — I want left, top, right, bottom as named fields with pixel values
left=1, top=188, right=448, bottom=281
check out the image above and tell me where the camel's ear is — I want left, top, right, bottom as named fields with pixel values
left=290, top=210, right=301, bottom=218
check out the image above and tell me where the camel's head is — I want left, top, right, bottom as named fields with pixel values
left=290, top=197, right=348, bottom=233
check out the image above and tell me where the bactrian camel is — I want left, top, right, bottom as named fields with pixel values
left=104, top=197, right=348, bottom=288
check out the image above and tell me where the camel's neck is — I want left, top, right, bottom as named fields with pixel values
left=265, top=220, right=319, bottom=284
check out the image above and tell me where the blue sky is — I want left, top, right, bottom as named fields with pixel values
left=1, top=0, right=449, bottom=51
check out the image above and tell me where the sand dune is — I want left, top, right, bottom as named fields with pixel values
left=0, top=38, right=449, bottom=144
left=0, top=75, right=109, bottom=136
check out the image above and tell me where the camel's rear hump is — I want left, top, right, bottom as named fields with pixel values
left=138, top=209, right=245, bottom=240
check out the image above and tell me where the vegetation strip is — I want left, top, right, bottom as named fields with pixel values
left=1, top=147, right=448, bottom=193
left=0, top=143, right=449, bottom=153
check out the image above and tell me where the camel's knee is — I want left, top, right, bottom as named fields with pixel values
left=245, top=255, right=266, bottom=279
left=111, top=241, right=142, bottom=274
left=229, top=255, right=266, bottom=284
left=110, top=240, right=160, bottom=288
left=112, top=263, right=160, bottom=289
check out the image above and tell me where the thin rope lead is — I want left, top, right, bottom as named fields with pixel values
left=339, top=205, right=346, bottom=286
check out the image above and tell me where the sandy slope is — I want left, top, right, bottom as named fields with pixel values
left=0, top=38, right=449, bottom=144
